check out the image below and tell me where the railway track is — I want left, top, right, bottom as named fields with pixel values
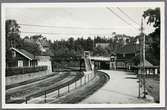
left=6, top=71, right=83, bottom=104
left=6, top=72, right=59, bottom=90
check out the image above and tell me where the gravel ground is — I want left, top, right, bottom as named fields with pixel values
left=80, top=70, right=154, bottom=104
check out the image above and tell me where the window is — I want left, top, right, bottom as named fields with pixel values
left=110, top=58, right=115, bottom=62
left=123, top=53, right=125, bottom=58
left=18, top=60, right=23, bottom=67
left=12, top=51, right=16, bottom=58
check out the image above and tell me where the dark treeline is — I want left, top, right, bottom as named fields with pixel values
left=51, top=35, right=135, bottom=58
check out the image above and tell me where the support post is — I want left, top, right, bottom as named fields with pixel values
left=75, top=80, right=77, bottom=89
left=80, top=78, right=82, bottom=86
left=25, top=97, right=27, bottom=104
left=138, top=70, right=141, bottom=98
left=80, top=59, right=81, bottom=71
left=58, top=88, right=60, bottom=97
left=88, top=74, right=89, bottom=81
left=68, top=84, right=70, bottom=93
left=44, top=91, right=47, bottom=103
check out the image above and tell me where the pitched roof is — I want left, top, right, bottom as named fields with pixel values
left=116, top=44, right=140, bottom=54
left=138, top=59, right=153, bottom=67
left=11, top=47, right=35, bottom=60
left=110, top=52, right=116, bottom=56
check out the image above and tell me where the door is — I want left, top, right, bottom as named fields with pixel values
left=18, top=60, right=23, bottom=67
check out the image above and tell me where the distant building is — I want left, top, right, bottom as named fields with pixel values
left=115, top=44, right=140, bottom=68
left=116, top=44, right=140, bottom=59
left=95, top=43, right=110, bottom=48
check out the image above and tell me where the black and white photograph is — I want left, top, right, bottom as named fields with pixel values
left=1, top=2, right=165, bottom=108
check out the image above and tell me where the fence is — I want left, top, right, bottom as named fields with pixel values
left=132, top=66, right=160, bottom=78
left=24, top=71, right=95, bottom=104
left=6, top=66, right=48, bottom=76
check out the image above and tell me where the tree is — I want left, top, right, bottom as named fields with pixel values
left=30, top=34, right=43, bottom=41
left=6, top=20, right=22, bottom=67
left=22, top=40, right=41, bottom=56
left=86, top=37, right=93, bottom=51
left=6, top=19, right=22, bottom=49
left=143, top=8, right=160, bottom=29
left=143, top=8, right=160, bottom=65
left=67, top=37, right=74, bottom=49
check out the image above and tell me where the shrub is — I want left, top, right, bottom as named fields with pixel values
left=6, top=66, right=47, bottom=76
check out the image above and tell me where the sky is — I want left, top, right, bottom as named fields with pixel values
left=5, top=5, right=157, bottom=41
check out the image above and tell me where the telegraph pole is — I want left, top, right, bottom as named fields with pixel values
left=142, top=19, right=146, bottom=98
left=140, top=18, right=146, bottom=98
left=138, top=18, right=143, bottom=98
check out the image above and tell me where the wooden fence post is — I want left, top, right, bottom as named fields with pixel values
left=58, top=88, right=60, bottom=97
left=44, top=91, right=47, bottom=103
left=80, top=78, right=82, bottom=86
left=68, top=84, right=70, bottom=93
left=75, top=80, right=77, bottom=89
left=25, top=97, right=27, bottom=104
left=88, top=74, right=89, bottom=81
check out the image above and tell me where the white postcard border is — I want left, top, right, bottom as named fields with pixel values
left=1, top=2, right=165, bottom=108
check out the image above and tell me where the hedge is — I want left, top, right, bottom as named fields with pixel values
left=6, top=66, right=47, bottom=76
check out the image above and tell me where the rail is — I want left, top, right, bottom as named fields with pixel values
left=23, top=71, right=95, bottom=104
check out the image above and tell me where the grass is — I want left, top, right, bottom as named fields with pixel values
left=145, top=78, right=160, bottom=103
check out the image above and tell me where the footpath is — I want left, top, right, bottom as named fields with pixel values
left=80, top=70, right=154, bottom=104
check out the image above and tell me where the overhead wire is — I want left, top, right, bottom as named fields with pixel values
left=20, top=31, right=115, bottom=36
left=19, top=23, right=119, bottom=30
left=117, top=7, right=140, bottom=26
left=19, top=7, right=141, bottom=36
left=106, top=7, right=139, bottom=31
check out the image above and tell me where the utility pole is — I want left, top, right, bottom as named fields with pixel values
left=140, top=17, right=146, bottom=98
left=142, top=18, right=146, bottom=98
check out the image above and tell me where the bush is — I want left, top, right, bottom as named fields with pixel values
left=6, top=66, right=47, bottom=76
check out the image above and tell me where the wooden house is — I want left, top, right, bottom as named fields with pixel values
left=7, top=47, right=53, bottom=72
left=8, top=47, right=37, bottom=67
